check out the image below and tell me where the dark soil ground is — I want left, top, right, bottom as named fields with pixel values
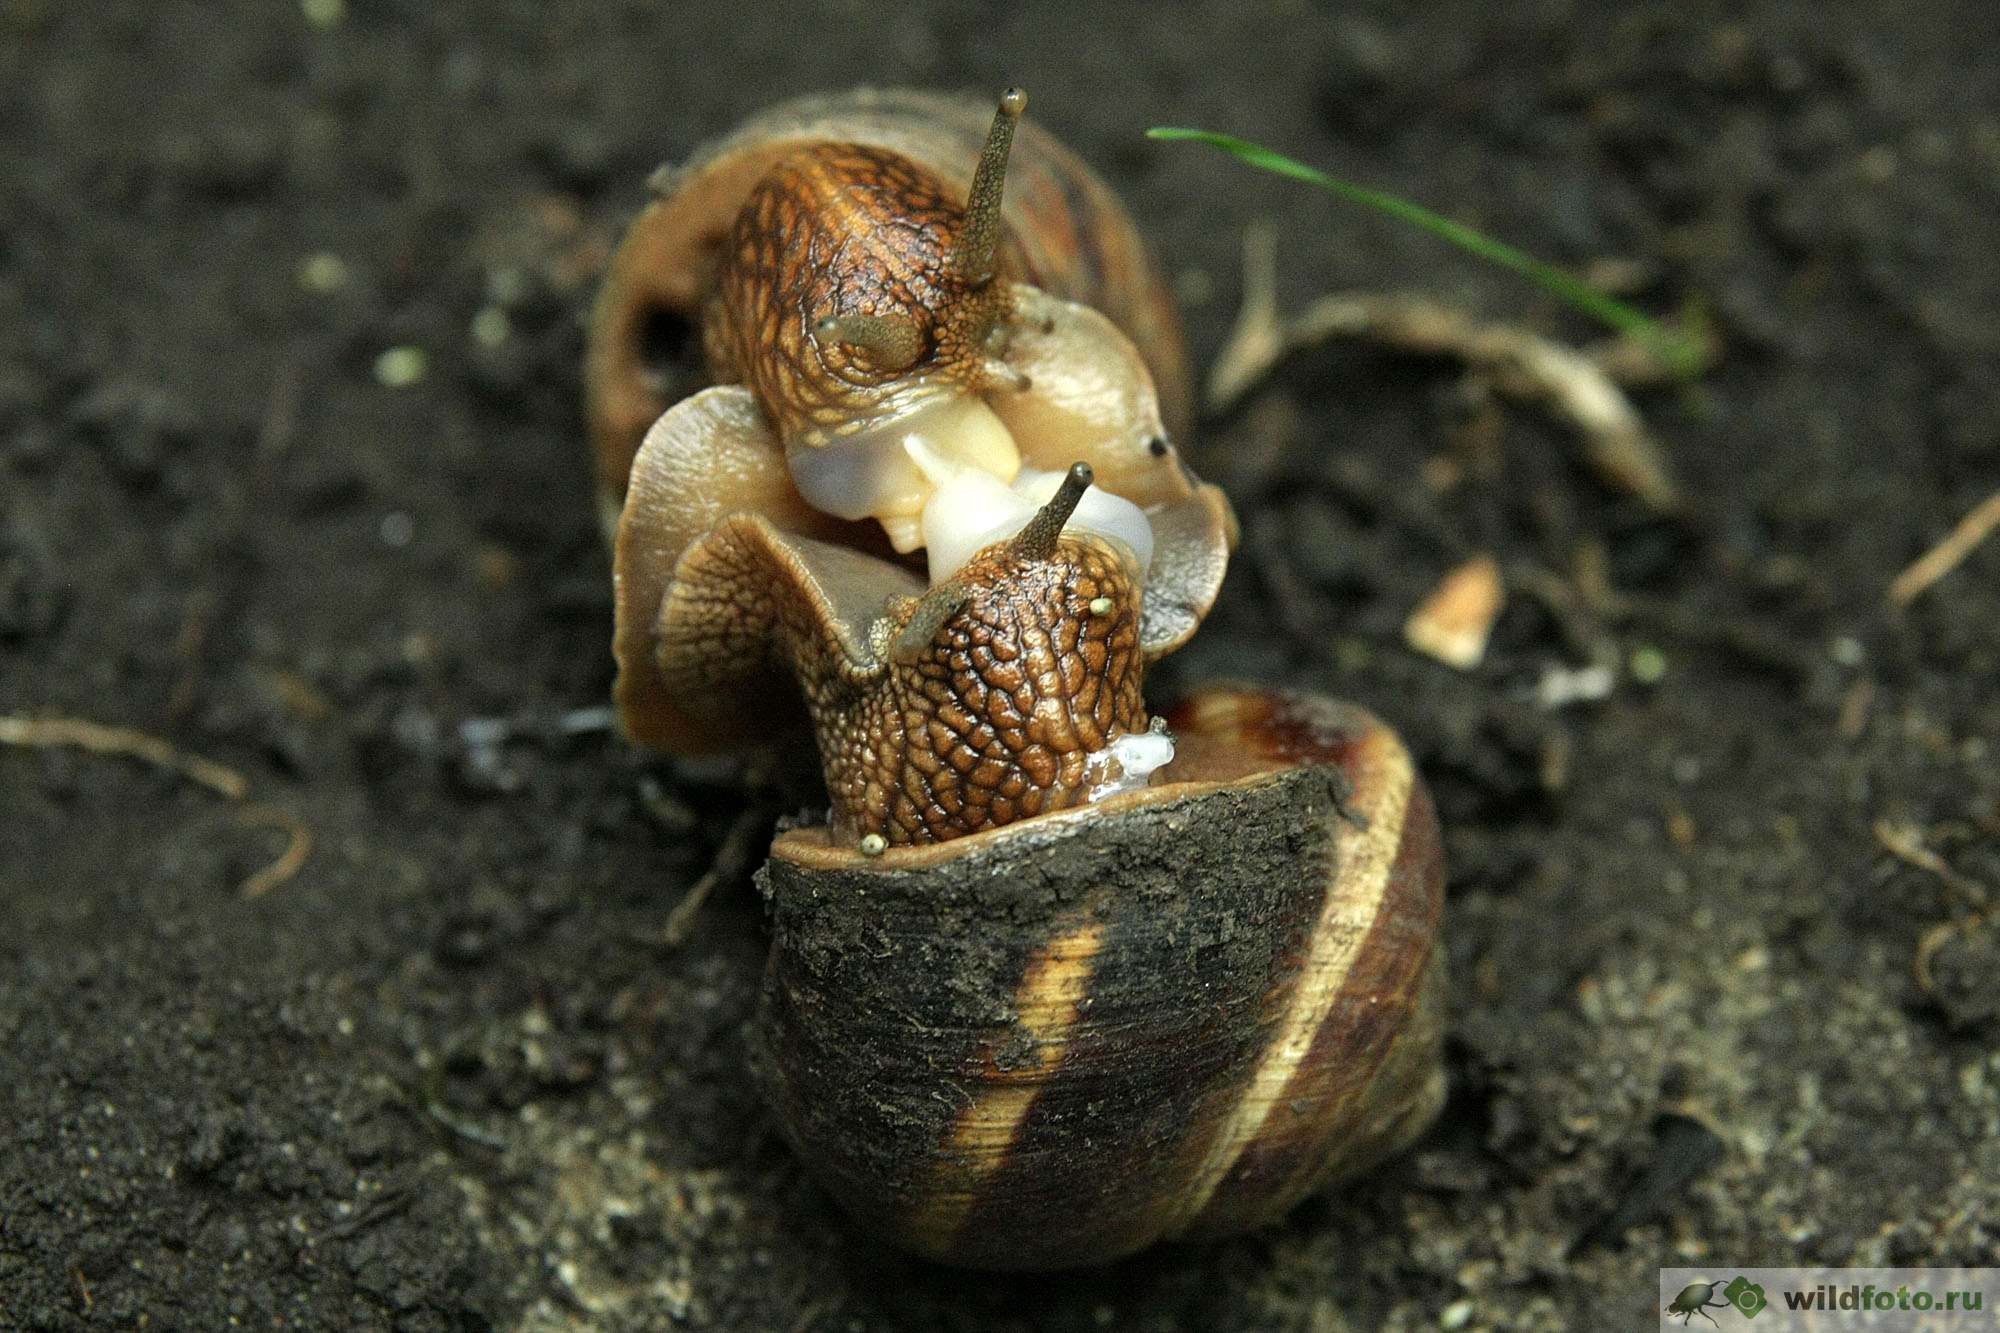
left=4, top=3, right=1997, bottom=1329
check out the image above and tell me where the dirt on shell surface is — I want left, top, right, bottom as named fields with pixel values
left=3, top=3, right=1997, bottom=1329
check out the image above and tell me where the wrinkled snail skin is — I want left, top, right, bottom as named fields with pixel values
left=750, top=685, right=1446, bottom=1270
left=658, top=466, right=1153, bottom=845
left=589, top=88, right=1446, bottom=1271
left=588, top=86, right=1193, bottom=517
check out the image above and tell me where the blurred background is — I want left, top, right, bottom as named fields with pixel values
left=2, top=3, right=1996, bottom=1328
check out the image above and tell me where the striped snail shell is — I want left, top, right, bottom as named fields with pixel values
left=752, top=684, right=1446, bottom=1269
left=587, top=87, right=1446, bottom=1270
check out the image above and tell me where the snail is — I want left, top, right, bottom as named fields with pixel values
left=587, top=87, right=1446, bottom=1269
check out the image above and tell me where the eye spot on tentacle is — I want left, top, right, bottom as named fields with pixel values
left=1147, top=435, right=1171, bottom=458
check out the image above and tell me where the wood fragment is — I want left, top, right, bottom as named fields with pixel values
left=0, top=714, right=248, bottom=799
left=1404, top=554, right=1504, bottom=669
left=1887, top=487, right=2000, bottom=607
left=1209, top=225, right=1684, bottom=513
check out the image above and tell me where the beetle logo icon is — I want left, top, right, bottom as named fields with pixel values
left=1666, top=1281, right=1728, bottom=1325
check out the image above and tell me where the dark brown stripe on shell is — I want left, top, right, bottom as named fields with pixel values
left=1188, top=769, right=1444, bottom=1234
left=755, top=757, right=1349, bottom=1270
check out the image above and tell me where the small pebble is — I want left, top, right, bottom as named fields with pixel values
left=298, top=252, right=348, bottom=294
left=1630, top=645, right=1669, bottom=684
left=470, top=307, right=512, bottom=348
left=374, top=346, right=427, bottom=388
left=485, top=267, right=531, bottom=307
left=379, top=511, right=414, bottom=547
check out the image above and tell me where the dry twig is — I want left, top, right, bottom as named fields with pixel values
left=662, top=801, right=771, bottom=948
left=1913, top=916, right=1989, bottom=998
left=0, top=714, right=248, bottom=798
left=3, top=712, right=315, bottom=899
left=1887, top=487, right=2000, bottom=607
left=237, top=805, right=313, bottom=900
left=1873, top=817, right=1990, bottom=907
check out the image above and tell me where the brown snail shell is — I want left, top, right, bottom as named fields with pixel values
left=751, top=684, right=1446, bottom=1270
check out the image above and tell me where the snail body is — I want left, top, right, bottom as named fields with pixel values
left=589, top=87, right=1196, bottom=552
left=590, top=87, right=1446, bottom=1269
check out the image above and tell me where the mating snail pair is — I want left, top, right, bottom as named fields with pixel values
left=584, top=87, right=1446, bottom=1270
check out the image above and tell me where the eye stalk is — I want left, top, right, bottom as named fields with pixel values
left=1008, top=461, right=1092, bottom=562
left=954, top=87, right=1026, bottom=287
left=892, top=461, right=1096, bottom=667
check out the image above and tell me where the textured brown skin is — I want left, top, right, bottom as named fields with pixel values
left=704, top=143, right=1011, bottom=446
left=752, top=684, right=1446, bottom=1270
left=839, top=536, right=1144, bottom=843
left=586, top=88, right=1192, bottom=506
left=661, top=515, right=1146, bottom=845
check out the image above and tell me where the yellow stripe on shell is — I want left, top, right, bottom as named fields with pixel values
left=910, top=916, right=1106, bottom=1245
left=1164, top=726, right=1415, bottom=1227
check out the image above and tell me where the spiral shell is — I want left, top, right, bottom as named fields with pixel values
left=749, top=684, right=1447, bottom=1269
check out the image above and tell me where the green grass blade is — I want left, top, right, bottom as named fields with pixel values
left=1146, top=126, right=1701, bottom=378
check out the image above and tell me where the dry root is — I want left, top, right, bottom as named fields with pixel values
left=1209, top=221, right=1688, bottom=514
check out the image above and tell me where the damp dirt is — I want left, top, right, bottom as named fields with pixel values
left=3, top=4, right=1997, bottom=1329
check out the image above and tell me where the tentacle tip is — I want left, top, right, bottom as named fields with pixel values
left=1067, top=461, right=1094, bottom=489
left=999, top=87, right=1028, bottom=118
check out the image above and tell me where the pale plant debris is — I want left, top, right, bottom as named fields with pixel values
left=238, top=805, right=313, bottom=900
left=0, top=713, right=249, bottom=798
left=1877, top=813, right=1995, bottom=1010
left=1209, top=221, right=1685, bottom=514
left=0, top=712, right=314, bottom=899
left=1887, top=486, right=2000, bottom=607
left=1914, top=914, right=1992, bottom=1001
left=1873, top=817, right=1991, bottom=907
left=1508, top=563, right=1624, bottom=709
left=1404, top=553, right=1505, bottom=670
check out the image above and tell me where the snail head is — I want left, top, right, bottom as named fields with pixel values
left=848, top=462, right=1155, bottom=844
